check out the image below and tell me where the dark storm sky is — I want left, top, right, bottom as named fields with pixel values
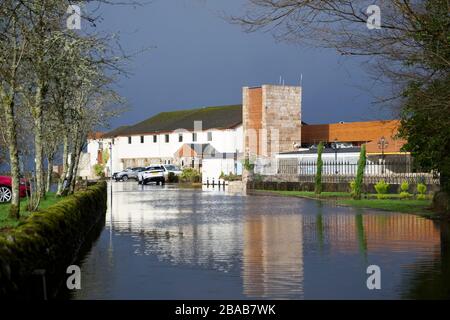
left=91, top=0, right=394, bottom=129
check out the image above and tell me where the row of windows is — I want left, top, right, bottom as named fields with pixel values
left=128, top=132, right=213, bottom=144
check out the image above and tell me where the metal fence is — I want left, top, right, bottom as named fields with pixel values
left=274, top=159, right=440, bottom=185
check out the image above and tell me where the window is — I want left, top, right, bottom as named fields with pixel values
left=153, top=135, right=157, bottom=143
left=140, top=136, right=144, bottom=143
left=165, top=134, right=169, bottom=143
left=192, top=132, right=197, bottom=142
left=207, top=132, right=212, bottom=141
left=179, top=133, right=183, bottom=142
left=128, top=137, right=132, bottom=144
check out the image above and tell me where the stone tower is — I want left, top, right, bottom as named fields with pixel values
left=243, top=85, right=302, bottom=159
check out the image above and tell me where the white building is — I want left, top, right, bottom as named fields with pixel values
left=81, top=84, right=304, bottom=182
left=83, top=105, right=244, bottom=180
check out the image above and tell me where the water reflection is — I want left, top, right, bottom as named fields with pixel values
left=68, top=182, right=449, bottom=299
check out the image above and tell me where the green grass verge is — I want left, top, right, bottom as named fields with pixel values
left=260, top=190, right=351, bottom=199
left=0, top=192, right=62, bottom=229
left=256, top=189, right=433, bottom=215
left=337, top=199, right=432, bottom=214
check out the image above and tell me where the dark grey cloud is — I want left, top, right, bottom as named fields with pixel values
left=91, top=0, right=393, bottom=129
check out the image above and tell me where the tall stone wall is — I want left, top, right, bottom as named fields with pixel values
left=243, top=84, right=302, bottom=161
left=262, top=85, right=302, bottom=157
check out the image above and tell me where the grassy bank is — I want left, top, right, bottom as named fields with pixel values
left=0, top=193, right=62, bottom=230
left=256, top=190, right=433, bottom=215
left=337, top=199, right=432, bottom=214
left=0, top=182, right=107, bottom=299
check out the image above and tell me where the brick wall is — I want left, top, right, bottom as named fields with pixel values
left=302, top=120, right=406, bottom=153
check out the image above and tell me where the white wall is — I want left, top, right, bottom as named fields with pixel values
left=80, top=125, right=243, bottom=177
left=202, top=158, right=239, bottom=184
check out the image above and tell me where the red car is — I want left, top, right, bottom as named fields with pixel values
left=0, top=176, right=30, bottom=203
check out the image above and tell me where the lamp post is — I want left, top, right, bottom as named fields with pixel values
left=377, top=136, right=389, bottom=174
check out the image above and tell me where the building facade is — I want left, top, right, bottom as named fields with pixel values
left=81, top=84, right=407, bottom=182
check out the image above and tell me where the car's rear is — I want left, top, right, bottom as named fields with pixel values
left=0, top=176, right=30, bottom=203
left=138, top=166, right=165, bottom=185
left=162, top=165, right=182, bottom=177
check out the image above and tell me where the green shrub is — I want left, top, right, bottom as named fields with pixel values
left=350, top=180, right=357, bottom=197
left=399, top=181, right=410, bottom=199
left=168, top=172, right=179, bottom=183
left=93, top=163, right=105, bottom=178
left=315, top=142, right=324, bottom=194
left=353, top=145, right=367, bottom=200
left=417, top=183, right=427, bottom=200
left=243, top=158, right=255, bottom=171
left=375, top=180, right=389, bottom=199
left=221, top=172, right=242, bottom=181
left=180, top=168, right=201, bottom=183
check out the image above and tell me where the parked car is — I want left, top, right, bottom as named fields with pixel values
left=138, top=166, right=165, bottom=185
left=0, top=176, right=30, bottom=203
left=115, top=167, right=145, bottom=181
left=161, top=164, right=182, bottom=177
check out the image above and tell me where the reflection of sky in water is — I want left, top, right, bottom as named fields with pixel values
left=68, top=182, right=449, bottom=300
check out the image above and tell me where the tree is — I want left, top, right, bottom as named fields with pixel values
left=1, top=0, right=129, bottom=216
left=353, top=144, right=367, bottom=200
left=315, top=142, right=324, bottom=194
left=0, top=1, right=28, bottom=218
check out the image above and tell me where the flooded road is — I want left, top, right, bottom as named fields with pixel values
left=68, top=182, right=450, bottom=299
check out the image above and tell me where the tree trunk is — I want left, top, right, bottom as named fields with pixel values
left=64, top=129, right=79, bottom=196
left=46, top=155, right=54, bottom=193
left=68, top=131, right=85, bottom=194
left=69, top=148, right=82, bottom=194
left=57, top=131, right=69, bottom=195
left=1, top=95, right=21, bottom=218
left=32, top=83, right=45, bottom=199
left=433, top=172, right=450, bottom=214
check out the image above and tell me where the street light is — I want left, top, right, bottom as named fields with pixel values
left=377, top=136, right=389, bottom=174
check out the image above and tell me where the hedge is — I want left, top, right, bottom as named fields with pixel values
left=0, top=181, right=107, bottom=299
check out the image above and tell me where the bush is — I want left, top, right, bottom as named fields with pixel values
left=399, top=181, right=410, bottom=199
left=417, top=183, right=427, bottom=200
left=375, top=180, right=389, bottom=199
left=220, top=172, right=242, bottom=181
left=93, top=163, right=105, bottom=178
left=168, top=172, right=179, bottom=183
left=315, top=142, right=324, bottom=194
left=353, top=145, right=367, bottom=200
left=350, top=180, right=357, bottom=197
left=180, top=168, right=201, bottom=183
left=243, top=158, right=254, bottom=171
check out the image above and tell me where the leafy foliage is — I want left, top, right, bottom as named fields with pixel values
left=93, top=164, right=105, bottom=178
left=375, top=180, right=390, bottom=199
left=417, top=183, right=427, bottom=200
left=400, top=181, right=411, bottom=199
left=180, top=168, right=201, bottom=183
left=353, top=145, right=367, bottom=200
left=314, top=142, right=324, bottom=194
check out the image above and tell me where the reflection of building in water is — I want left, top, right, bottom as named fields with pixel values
left=303, top=214, right=441, bottom=254
left=106, top=184, right=244, bottom=273
left=243, top=211, right=304, bottom=298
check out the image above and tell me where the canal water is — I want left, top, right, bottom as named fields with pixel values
left=67, top=182, right=450, bottom=300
